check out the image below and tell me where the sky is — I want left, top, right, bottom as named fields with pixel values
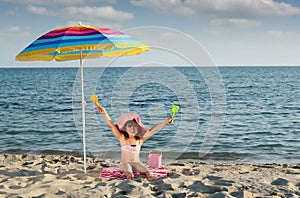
left=1, top=0, right=300, bottom=67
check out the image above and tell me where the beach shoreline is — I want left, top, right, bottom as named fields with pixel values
left=0, top=153, right=299, bottom=198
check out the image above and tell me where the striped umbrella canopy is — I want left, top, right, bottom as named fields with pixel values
left=15, top=23, right=151, bottom=173
left=16, top=22, right=150, bottom=61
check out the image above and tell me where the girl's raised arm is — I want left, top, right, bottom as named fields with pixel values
left=142, top=116, right=173, bottom=141
left=98, top=106, right=121, bottom=139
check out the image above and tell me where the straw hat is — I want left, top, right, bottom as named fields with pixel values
left=116, top=113, right=149, bottom=134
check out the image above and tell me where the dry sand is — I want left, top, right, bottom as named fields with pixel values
left=0, top=154, right=299, bottom=198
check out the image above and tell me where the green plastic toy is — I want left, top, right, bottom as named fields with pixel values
left=170, top=104, right=180, bottom=123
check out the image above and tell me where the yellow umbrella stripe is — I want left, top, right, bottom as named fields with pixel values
left=55, top=52, right=103, bottom=61
left=53, top=47, right=150, bottom=61
left=102, top=48, right=150, bottom=58
left=16, top=44, right=114, bottom=60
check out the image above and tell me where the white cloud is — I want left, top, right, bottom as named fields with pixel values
left=21, top=4, right=134, bottom=23
left=64, top=6, right=134, bottom=22
left=174, top=5, right=197, bottom=16
left=6, top=10, right=18, bottom=16
left=131, top=0, right=181, bottom=10
left=201, top=18, right=262, bottom=35
left=5, top=0, right=98, bottom=6
left=266, top=30, right=300, bottom=39
left=0, top=25, right=31, bottom=37
left=210, top=18, right=262, bottom=28
left=131, top=0, right=300, bottom=18
left=201, top=26, right=229, bottom=35
left=26, top=5, right=50, bottom=15
left=0, top=26, right=21, bottom=33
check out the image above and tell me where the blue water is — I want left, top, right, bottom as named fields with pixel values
left=0, top=66, right=299, bottom=164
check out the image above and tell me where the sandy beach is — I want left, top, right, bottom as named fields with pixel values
left=0, top=154, right=299, bottom=198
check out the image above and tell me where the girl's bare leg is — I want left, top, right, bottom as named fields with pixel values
left=133, top=162, right=155, bottom=179
left=119, top=162, right=134, bottom=179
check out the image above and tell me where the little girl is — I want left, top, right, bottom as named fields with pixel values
left=97, top=105, right=173, bottom=179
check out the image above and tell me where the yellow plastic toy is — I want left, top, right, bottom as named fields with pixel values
left=90, top=94, right=100, bottom=107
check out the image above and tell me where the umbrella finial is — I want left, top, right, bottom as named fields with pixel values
left=78, top=21, right=82, bottom=26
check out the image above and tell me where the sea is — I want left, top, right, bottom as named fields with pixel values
left=0, top=66, right=299, bottom=164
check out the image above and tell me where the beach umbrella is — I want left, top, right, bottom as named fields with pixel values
left=15, top=23, right=150, bottom=173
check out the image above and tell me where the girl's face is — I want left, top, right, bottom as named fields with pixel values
left=125, top=120, right=139, bottom=135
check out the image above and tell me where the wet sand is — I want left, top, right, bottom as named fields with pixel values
left=0, top=154, right=299, bottom=197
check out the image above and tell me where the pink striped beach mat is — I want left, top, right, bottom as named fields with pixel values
left=100, top=166, right=167, bottom=179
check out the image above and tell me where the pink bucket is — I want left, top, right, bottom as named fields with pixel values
left=148, top=148, right=162, bottom=168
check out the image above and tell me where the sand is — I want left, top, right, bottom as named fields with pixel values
left=0, top=154, right=299, bottom=198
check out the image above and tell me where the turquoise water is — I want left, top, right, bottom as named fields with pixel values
left=0, top=66, right=299, bottom=163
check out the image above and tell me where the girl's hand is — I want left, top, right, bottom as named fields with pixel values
left=97, top=105, right=105, bottom=114
left=166, top=116, right=174, bottom=125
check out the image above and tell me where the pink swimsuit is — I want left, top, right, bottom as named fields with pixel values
left=121, top=142, right=141, bottom=152
left=120, top=140, right=147, bottom=173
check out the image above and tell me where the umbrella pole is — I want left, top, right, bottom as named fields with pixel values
left=80, top=50, right=87, bottom=174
